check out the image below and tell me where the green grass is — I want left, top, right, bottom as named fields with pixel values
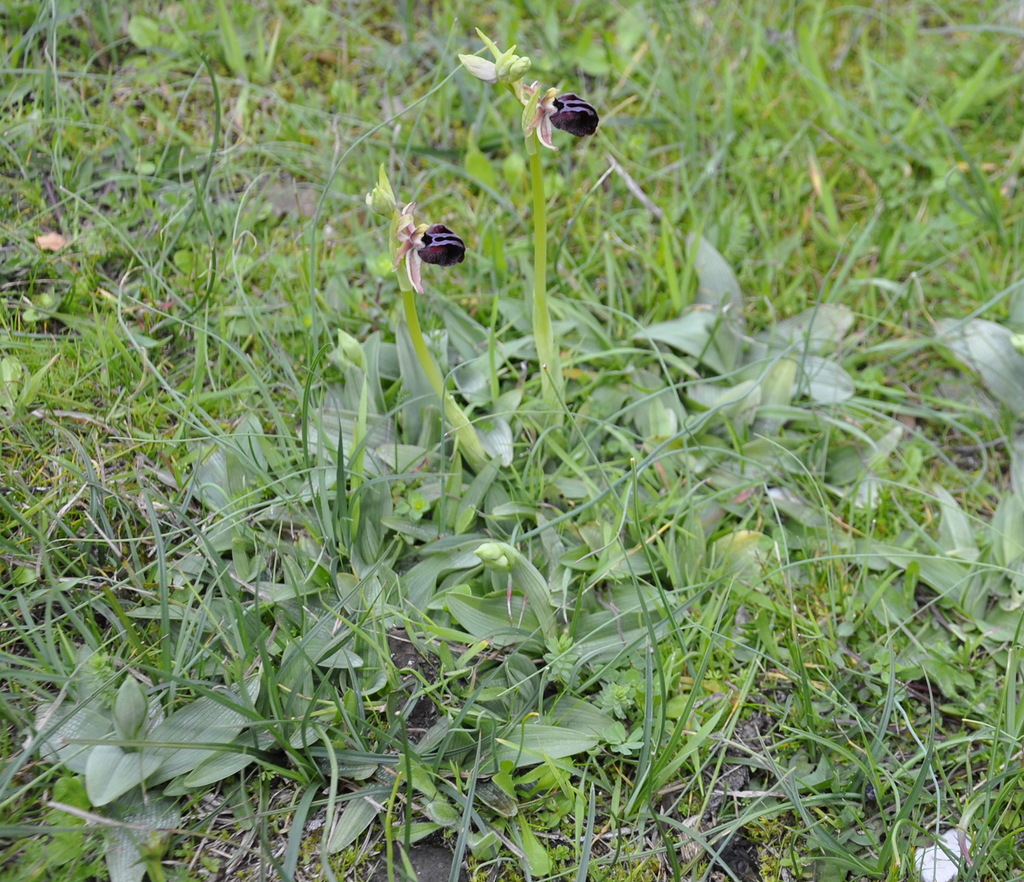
left=3, top=1, right=1024, bottom=880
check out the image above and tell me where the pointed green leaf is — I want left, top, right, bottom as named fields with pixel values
left=86, top=745, right=164, bottom=807
left=797, top=355, right=854, bottom=404
left=495, top=723, right=598, bottom=767
left=168, top=746, right=259, bottom=792
left=517, top=816, right=552, bottom=876
left=939, top=318, right=1024, bottom=412
left=638, top=310, right=742, bottom=374
left=37, top=703, right=113, bottom=773
left=326, top=793, right=382, bottom=853
left=105, top=788, right=180, bottom=882
left=145, top=685, right=254, bottom=784
left=686, top=234, right=743, bottom=310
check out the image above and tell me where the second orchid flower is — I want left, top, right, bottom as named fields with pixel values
left=460, top=29, right=599, bottom=153
left=394, top=204, right=466, bottom=294
left=366, top=168, right=466, bottom=295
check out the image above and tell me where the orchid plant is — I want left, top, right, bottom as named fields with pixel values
left=362, top=30, right=597, bottom=465
left=365, top=166, right=489, bottom=469
left=459, top=29, right=599, bottom=411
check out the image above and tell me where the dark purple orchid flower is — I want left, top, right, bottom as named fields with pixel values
left=418, top=224, right=466, bottom=267
left=523, top=84, right=600, bottom=150
left=550, top=93, right=599, bottom=137
left=394, top=205, right=466, bottom=293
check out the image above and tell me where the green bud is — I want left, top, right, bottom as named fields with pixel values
left=328, top=329, right=366, bottom=371
left=459, top=54, right=498, bottom=84
left=495, top=52, right=531, bottom=83
left=470, top=29, right=531, bottom=85
left=113, top=677, right=148, bottom=742
left=365, top=164, right=396, bottom=216
left=475, top=541, right=513, bottom=571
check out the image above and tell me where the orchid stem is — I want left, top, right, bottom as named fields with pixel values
left=529, top=148, right=563, bottom=411
left=401, top=288, right=489, bottom=470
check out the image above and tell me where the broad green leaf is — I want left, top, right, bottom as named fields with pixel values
left=126, top=16, right=188, bottom=51
left=0, top=356, right=26, bottom=411
left=688, top=378, right=761, bottom=425
left=939, top=317, right=1024, bottom=412
left=1011, top=436, right=1024, bottom=507
left=797, top=355, right=855, bottom=404
left=126, top=15, right=163, bottom=49
left=402, top=543, right=483, bottom=610
left=86, top=744, right=164, bottom=807
left=467, top=829, right=501, bottom=859
left=686, top=234, right=743, bottom=310
left=466, top=142, right=497, bottom=188
left=351, top=480, right=392, bottom=573
left=326, top=793, right=382, bottom=853
left=991, top=493, right=1024, bottom=568
left=169, top=747, right=259, bottom=791
left=633, top=393, right=678, bottom=442
left=145, top=683, right=256, bottom=784
left=638, top=309, right=742, bottom=375
left=494, top=723, right=598, bottom=767
left=545, top=700, right=616, bottom=738
left=445, top=593, right=543, bottom=648
left=712, top=530, right=767, bottom=578
left=475, top=779, right=518, bottom=817
left=757, top=358, right=797, bottom=408
left=933, top=485, right=980, bottom=561
left=105, top=788, right=180, bottom=882
left=766, top=304, right=854, bottom=354
left=37, top=703, right=113, bottom=773
left=457, top=461, right=501, bottom=530
left=479, top=417, right=514, bottom=466
left=423, top=796, right=460, bottom=826
left=871, top=546, right=974, bottom=602
left=517, top=816, right=552, bottom=876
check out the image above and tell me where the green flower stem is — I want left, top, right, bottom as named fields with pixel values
left=400, top=288, right=489, bottom=470
left=529, top=148, right=564, bottom=409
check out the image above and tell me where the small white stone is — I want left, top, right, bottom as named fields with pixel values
left=916, top=829, right=970, bottom=882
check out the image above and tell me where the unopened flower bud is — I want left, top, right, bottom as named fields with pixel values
left=329, top=329, right=366, bottom=371
left=495, top=51, right=531, bottom=83
left=475, top=541, right=513, bottom=571
left=365, top=165, right=396, bottom=216
left=464, top=30, right=532, bottom=87
left=459, top=54, right=498, bottom=83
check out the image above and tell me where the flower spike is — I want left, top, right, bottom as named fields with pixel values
left=459, top=29, right=599, bottom=151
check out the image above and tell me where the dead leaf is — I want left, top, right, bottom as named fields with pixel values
left=36, top=232, right=68, bottom=251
